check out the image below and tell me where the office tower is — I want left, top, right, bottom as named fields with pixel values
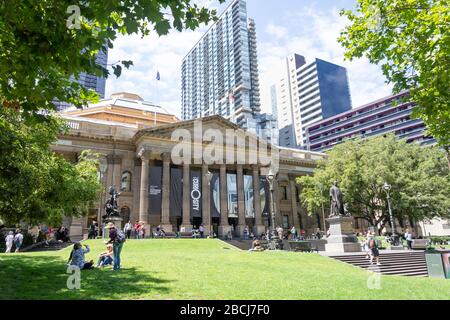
left=305, top=92, right=435, bottom=152
left=272, top=54, right=352, bottom=148
left=55, top=48, right=108, bottom=111
left=181, top=0, right=261, bottom=131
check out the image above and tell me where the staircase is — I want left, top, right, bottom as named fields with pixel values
left=328, top=251, right=429, bottom=277
left=225, top=240, right=254, bottom=250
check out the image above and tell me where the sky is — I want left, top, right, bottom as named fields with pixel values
left=106, top=0, right=393, bottom=118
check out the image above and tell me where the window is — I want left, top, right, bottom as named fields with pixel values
left=121, top=171, right=132, bottom=192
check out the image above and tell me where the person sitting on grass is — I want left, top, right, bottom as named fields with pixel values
left=248, top=238, right=264, bottom=252
left=67, top=243, right=94, bottom=270
left=97, top=244, right=114, bottom=268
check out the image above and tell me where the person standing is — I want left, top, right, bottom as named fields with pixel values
left=199, top=225, right=205, bottom=238
left=404, top=229, right=413, bottom=250
left=14, top=229, right=24, bottom=253
left=105, top=223, right=126, bottom=271
left=243, top=225, right=249, bottom=240
left=290, top=226, right=297, bottom=241
left=5, top=231, right=14, bottom=253
left=124, top=221, right=132, bottom=239
left=134, top=221, right=141, bottom=240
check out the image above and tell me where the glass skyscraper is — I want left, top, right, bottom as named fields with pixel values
left=273, top=54, right=352, bottom=148
left=181, top=0, right=261, bottom=131
left=55, top=48, right=108, bottom=111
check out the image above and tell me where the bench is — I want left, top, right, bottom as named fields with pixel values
left=289, top=241, right=318, bottom=253
left=412, top=239, right=430, bottom=250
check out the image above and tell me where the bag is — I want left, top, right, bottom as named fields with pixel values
left=116, top=230, right=126, bottom=244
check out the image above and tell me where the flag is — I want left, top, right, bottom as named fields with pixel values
left=156, top=71, right=161, bottom=81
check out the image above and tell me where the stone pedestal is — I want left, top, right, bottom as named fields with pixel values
left=325, top=216, right=361, bottom=253
left=103, top=217, right=123, bottom=239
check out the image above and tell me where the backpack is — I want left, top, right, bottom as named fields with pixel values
left=369, top=237, right=378, bottom=249
left=116, top=230, right=126, bottom=244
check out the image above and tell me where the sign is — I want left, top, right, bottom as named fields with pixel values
left=170, top=167, right=182, bottom=217
left=190, top=170, right=202, bottom=218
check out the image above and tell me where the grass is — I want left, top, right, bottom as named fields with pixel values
left=0, top=239, right=449, bottom=300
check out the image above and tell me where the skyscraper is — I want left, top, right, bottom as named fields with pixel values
left=272, top=54, right=352, bottom=148
left=55, top=48, right=108, bottom=111
left=181, top=0, right=261, bottom=131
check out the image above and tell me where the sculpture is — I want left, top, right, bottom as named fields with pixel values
left=102, top=186, right=121, bottom=219
left=329, top=181, right=345, bottom=217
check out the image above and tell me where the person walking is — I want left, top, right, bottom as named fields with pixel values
left=14, top=229, right=24, bottom=253
left=243, top=225, right=249, bottom=240
left=5, top=231, right=14, bottom=253
left=124, top=221, right=132, bottom=239
left=368, top=231, right=381, bottom=266
left=134, top=221, right=141, bottom=240
left=105, top=223, right=126, bottom=271
left=404, top=229, right=413, bottom=250
left=199, top=225, right=205, bottom=238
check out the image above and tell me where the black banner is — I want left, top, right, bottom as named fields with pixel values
left=190, top=169, right=202, bottom=218
left=210, top=171, right=220, bottom=218
left=170, top=167, right=182, bottom=217
left=149, top=164, right=162, bottom=215
left=260, top=177, right=270, bottom=217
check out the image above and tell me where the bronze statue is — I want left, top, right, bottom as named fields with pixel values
left=329, top=181, right=345, bottom=217
left=103, top=186, right=121, bottom=219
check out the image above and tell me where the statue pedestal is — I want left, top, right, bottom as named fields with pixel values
left=325, top=216, right=361, bottom=253
left=102, top=217, right=123, bottom=239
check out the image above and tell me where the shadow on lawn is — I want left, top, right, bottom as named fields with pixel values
left=0, top=255, right=172, bottom=300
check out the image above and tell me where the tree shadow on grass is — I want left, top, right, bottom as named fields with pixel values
left=0, top=255, right=173, bottom=300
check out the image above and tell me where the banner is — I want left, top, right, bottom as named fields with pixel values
left=170, top=167, right=182, bottom=217
left=260, top=177, right=270, bottom=217
left=149, top=164, right=162, bottom=215
left=190, top=169, right=202, bottom=218
left=210, top=171, right=220, bottom=218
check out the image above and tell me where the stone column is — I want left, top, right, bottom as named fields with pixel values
left=138, top=153, right=150, bottom=231
left=161, top=152, right=172, bottom=232
left=181, top=163, right=192, bottom=232
left=112, top=155, right=122, bottom=188
left=218, top=164, right=231, bottom=237
left=202, top=163, right=211, bottom=236
left=236, top=165, right=246, bottom=238
left=289, top=174, right=300, bottom=229
left=252, top=166, right=265, bottom=237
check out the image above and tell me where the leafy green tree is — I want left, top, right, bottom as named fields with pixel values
left=339, top=0, right=450, bottom=167
left=0, top=108, right=102, bottom=226
left=298, top=135, right=450, bottom=234
left=0, top=0, right=224, bottom=116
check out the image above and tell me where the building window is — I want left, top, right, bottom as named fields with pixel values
left=281, top=186, right=288, bottom=200
left=121, top=171, right=132, bottom=192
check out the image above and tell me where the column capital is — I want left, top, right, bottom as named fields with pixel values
left=137, top=148, right=151, bottom=161
left=161, top=152, right=171, bottom=162
left=288, top=173, right=299, bottom=180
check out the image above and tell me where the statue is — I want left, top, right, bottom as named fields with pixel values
left=102, top=186, right=121, bottom=219
left=329, top=181, right=345, bottom=217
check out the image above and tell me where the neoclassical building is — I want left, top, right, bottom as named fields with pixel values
left=53, top=93, right=328, bottom=239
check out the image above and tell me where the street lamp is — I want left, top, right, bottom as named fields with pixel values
left=266, top=169, right=278, bottom=247
left=97, top=163, right=108, bottom=237
left=383, top=182, right=400, bottom=246
left=318, top=183, right=327, bottom=233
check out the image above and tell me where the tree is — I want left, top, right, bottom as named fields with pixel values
left=298, top=135, right=450, bottom=234
left=0, top=0, right=224, bottom=116
left=338, top=0, right=450, bottom=168
left=0, top=108, right=102, bottom=226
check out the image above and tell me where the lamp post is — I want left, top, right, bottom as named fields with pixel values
left=97, top=163, right=108, bottom=237
left=205, top=170, right=213, bottom=236
left=266, top=169, right=277, bottom=245
left=383, top=182, right=399, bottom=246
left=318, top=183, right=327, bottom=233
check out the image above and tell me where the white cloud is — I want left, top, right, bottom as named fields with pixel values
left=106, top=2, right=392, bottom=119
left=258, top=5, right=392, bottom=114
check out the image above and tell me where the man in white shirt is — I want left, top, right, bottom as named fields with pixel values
left=404, top=229, right=413, bottom=250
left=5, top=231, right=14, bottom=253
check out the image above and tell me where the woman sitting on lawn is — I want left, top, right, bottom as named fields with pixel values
left=67, top=243, right=94, bottom=270
left=97, top=244, right=114, bottom=268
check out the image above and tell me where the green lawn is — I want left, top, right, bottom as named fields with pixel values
left=0, top=239, right=449, bottom=300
